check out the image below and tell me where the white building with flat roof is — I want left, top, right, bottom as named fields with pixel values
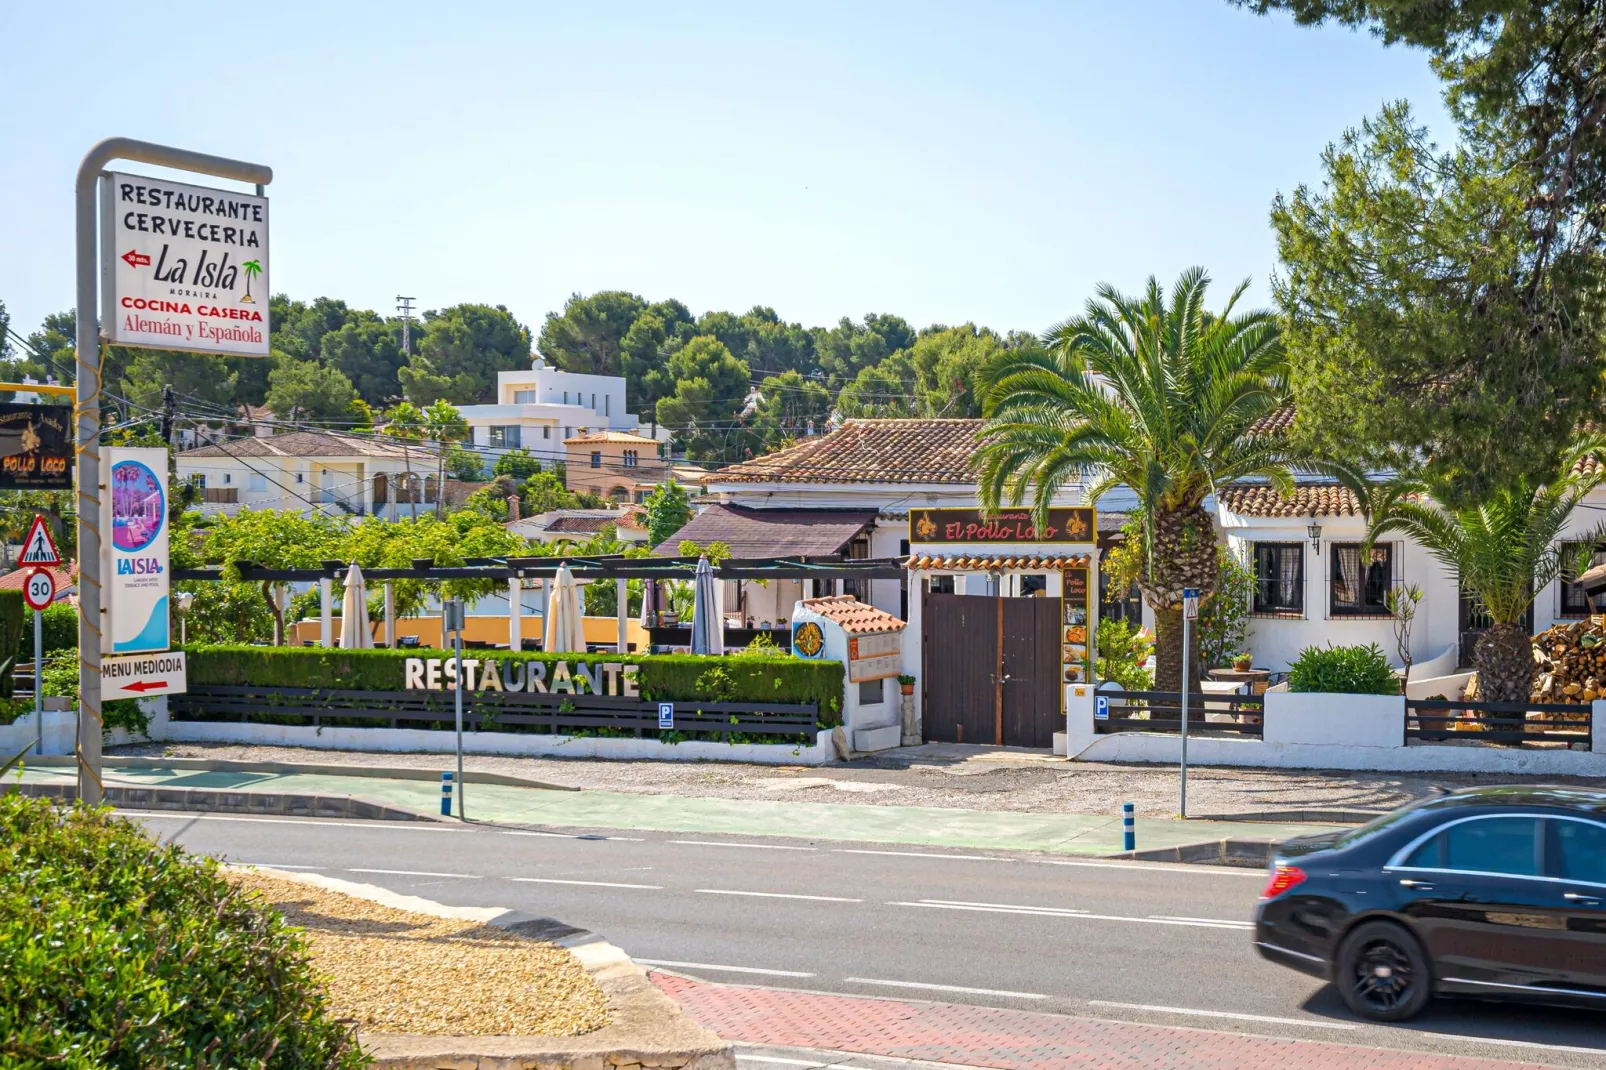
left=457, top=358, right=668, bottom=466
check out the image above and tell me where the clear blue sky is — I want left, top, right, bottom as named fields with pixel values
left=0, top=1, right=1449, bottom=347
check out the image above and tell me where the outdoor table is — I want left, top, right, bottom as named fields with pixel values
left=1205, top=668, right=1271, bottom=723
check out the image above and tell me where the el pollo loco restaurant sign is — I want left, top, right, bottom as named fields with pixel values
left=101, top=172, right=270, bottom=356
left=909, top=506, right=1093, bottom=545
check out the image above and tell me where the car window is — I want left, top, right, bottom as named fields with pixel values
left=1442, top=817, right=1541, bottom=876
left=1554, top=819, right=1606, bottom=885
left=1336, top=800, right=1432, bottom=848
left=1402, top=834, right=1444, bottom=869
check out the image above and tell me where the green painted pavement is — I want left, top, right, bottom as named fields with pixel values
left=14, top=765, right=1339, bottom=856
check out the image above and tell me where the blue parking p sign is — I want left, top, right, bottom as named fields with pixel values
left=1095, top=695, right=1109, bottom=721
left=658, top=702, right=674, bottom=729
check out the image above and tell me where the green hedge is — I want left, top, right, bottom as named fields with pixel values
left=1288, top=642, right=1399, bottom=695
left=184, top=645, right=845, bottom=724
left=0, top=795, right=366, bottom=1068
left=22, top=601, right=78, bottom=655
left=0, top=590, right=20, bottom=699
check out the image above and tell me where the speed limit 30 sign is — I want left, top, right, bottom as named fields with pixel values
left=23, top=568, right=55, bottom=611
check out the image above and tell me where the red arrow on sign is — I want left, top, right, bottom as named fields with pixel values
left=121, top=249, right=151, bottom=268
left=122, top=680, right=169, bottom=693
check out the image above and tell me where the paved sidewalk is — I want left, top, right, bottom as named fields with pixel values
left=654, top=974, right=1560, bottom=1070
left=14, top=764, right=1336, bottom=855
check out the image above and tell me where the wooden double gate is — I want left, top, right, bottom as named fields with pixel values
left=921, top=592, right=1062, bottom=748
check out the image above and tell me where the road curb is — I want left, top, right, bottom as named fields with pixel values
left=235, top=867, right=734, bottom=1070
left=31, top=754, right=580, bottom=792
left=1191, top=808, right=1375, bottom=825
left=5, top=780, right=440, bottom=822
left=1106, top=836, right=1278, bottom=867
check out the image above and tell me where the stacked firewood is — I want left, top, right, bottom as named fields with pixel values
left=1531, top=619, right=1606, bottom=704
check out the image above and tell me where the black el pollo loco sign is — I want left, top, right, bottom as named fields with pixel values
left=909, top=507, right=1095, bottom=545
left=0, top=403, right=72, bottom=490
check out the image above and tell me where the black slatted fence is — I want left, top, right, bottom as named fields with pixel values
left=170, top=684, right=820, bottom=742
left=1095, top=689, right=1265, bottom=738
left=1405, top=698, right=1591, bottom=746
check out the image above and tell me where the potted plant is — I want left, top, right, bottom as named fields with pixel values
left=1232, top=651, right=1253, bottom=672
left=897, top=674, right=916, bottom=695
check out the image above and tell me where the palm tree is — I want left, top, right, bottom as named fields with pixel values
left=240, top=259, right=262, bottom=303
left=383, top=403, right=425, bottom=516
left=1358, top=440, right=1606, bottom=702
left=422, top=400, right=471, bottom=519
left=977, top=268, right=1305, bottom=690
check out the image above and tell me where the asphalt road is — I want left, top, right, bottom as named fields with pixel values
left=132, top=810, right=1606, bottom=1068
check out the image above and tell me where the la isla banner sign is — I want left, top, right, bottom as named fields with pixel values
left=100, top=172, right=270, bottom=357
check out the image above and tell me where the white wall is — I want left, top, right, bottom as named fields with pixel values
left=1061, top=690, right=1606, bottom=774
left=1220, top=513, right=1460, bottom=673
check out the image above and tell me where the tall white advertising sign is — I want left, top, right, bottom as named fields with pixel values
left=101, top=447, right=170, bottom=654
left=101, top=172, right=270, bottom=356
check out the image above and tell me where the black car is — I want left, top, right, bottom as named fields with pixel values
left=1254, top=786, right=1606, bottom=1021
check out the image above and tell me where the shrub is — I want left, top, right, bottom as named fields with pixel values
left=40, top=653, right=149, bottom=737
left=0, top=795, right=367, bottom=1068
left=1096, top=618, right=1153, bottom=691
left=184, top=645, right=845, bottom=724
left=0, top=589, right=19, bottom=698
left=21, top=601, right=78, bottom=654
left=1287, top=642, right=1398, bottom=695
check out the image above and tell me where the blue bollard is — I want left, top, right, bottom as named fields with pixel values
left=441, top=771, right=454, bottom=817
left=1122, top=802, right=1135, bottom=851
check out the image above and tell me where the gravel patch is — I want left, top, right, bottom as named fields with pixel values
left=226, top=871, right=608, bottom=1037
left=114, top=740, right=1597, bottom=819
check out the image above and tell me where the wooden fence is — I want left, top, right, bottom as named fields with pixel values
left=170, top=684, right=820, bottom=742
left=1094, top=689, right=1265, bottom=738
left=1405, top=698, right=1591, bottom=746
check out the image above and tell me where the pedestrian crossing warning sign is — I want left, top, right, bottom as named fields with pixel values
left=18, top=515, right=59, bottom=567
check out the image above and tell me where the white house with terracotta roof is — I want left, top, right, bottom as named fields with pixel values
left=176, top=430, right=437, bottom=519
left=1214, top=477, right=1606, bottom=676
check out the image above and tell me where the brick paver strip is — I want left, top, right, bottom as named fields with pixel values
left=652, top=972, right=1561, bottom=1070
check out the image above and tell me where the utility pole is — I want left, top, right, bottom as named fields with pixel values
left=160, top=385, right=176, bottom=446
left=396, top=296, right=416, bottom=354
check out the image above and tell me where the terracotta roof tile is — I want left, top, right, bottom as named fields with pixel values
left=0, top=562, right=76, bottom=595
left=1248, top=406, right=1295, bottom=435
left=798, top=595, right=906, bottom=635
left=1217, top=483, right=1360, bottom=518
left=711, top=419, right=983, bottom=485
left=180, top=430, right=410, bottom=460
left=905, top=553, right=1092, bottom=571
left=563, top=430, right=661, bottom=445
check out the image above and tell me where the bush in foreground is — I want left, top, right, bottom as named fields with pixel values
left=0, top=794, right=368, bottom=1069
left=1287, top=642, right=1398, bottom=695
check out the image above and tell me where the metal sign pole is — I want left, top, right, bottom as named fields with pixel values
left=1179, top=587, right=1198, bottom=819
left=448, top=599, right=465, bottom=820
left=74, top=138, right=272, bottom=805
left=32, top=608, right=42, bottom=756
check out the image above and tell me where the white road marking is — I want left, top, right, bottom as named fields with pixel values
left=735, top=1044, right=1001, bottom=1070
left=510, top=877, right=662, bottom=889
left=236, top=862, right=324, bottom=870
left=1032, top=858, right=1261, bottom=876
left=698, top=889, right=863, bottom=902
left=1148, top=915, right=1253, bottom=927
left=123, top=812, right=460, bottom=830
left=671, top=840, right=816, bottom=851
left=845, top=977, right=1047, bottom=1000
left=922, top=898, right=1086, bottom=914
left=636, top=959, right=815, bottom=977
left=891, top=902, right=1250, bottom=928
left=834, top=849, right=1011, bottom=862
left=349, top=867, right=481, bottom=879
left=502, top=830, right=645, bottom=841
left=1413, top=1031, right=1606, bottom=1057
left=735, top=1058, right=824, bottom=1067
left=1087, top=1001, right=1359, bottom=1030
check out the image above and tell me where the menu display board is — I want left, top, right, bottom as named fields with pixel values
left=1062, top=566, right=1090, bottom=684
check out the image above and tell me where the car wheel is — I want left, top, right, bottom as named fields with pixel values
left=1336, top=920, right=1432, bottom=1022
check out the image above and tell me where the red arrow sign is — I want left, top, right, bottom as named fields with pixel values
left=121, top=249, right=151, bottom=268
left=122, top=680, right=169, bottom=693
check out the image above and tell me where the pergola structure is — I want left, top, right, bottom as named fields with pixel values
left=173, top=555, right=906, bottom=653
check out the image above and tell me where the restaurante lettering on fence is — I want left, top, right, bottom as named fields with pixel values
left=403, top=656, right=641, bottom=696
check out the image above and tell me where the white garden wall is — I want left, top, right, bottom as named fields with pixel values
left=162, top=717, right=836, bottom=765
left=1063, top=691, right=1606, bottom=774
